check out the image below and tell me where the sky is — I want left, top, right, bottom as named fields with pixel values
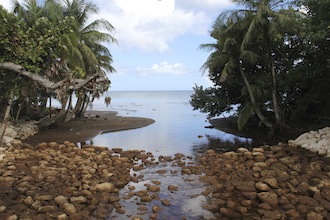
left=1, top=0, right=235, bottom=91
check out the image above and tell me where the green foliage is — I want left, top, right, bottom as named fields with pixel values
left=0, top=1, right=116, bottom=121
left=191, top=0, right=328, bottom=132
left=237, top=102, right=254, bottom=131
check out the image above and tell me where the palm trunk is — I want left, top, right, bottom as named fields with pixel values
left=239, top=64, right=273, bottom=128
left=270, top=58, right=282, bottom=126
left=0, top=91, right=14, bottom=143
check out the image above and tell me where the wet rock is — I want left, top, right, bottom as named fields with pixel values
left=147, top=185, right=160, bottom=192
left=161, top=199, right=171, bottom=206
left=168, top=185, right=179, bottom=191
left=150, top=213, right=158, bottom=219
left=155, top=169, right=167, bottom=174
left=151, top=180, right=161, bottom=185
left=220, top=208, right=241, bottom=219
left=152, top=205, right=162, bottom=213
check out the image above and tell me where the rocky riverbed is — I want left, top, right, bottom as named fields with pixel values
left=0, top=127, right=329, bottom=219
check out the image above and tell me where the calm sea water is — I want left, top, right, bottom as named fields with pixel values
left=86, top=90, right=252, bottom=156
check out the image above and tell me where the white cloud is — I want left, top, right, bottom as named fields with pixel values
left=176, top=0, right=234, bottom=11
left=91, top=0, right=217, bottom=53
left=137, top=61, right=187, bottom=76
left=0, top=1, right=16, bottom=11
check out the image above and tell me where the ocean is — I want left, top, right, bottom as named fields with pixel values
left=86, top=90, right=251, bottom=156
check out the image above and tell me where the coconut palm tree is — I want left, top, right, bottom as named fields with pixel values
left=10, top=0, right=117, bottom=124
left=225, top=0, right=299, bottom=128
left=200, top=15, right=274, bottom=131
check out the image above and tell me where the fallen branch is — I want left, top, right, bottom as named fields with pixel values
left=0, top=62, right=107, bottom=98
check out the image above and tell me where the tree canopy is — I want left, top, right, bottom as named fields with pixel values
left=0, top=0, right=116, bottom=130
left=191, top=0, right=330, bottom=136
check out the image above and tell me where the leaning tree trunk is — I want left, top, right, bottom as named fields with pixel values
left=239, top=64, right=274, bottom=129
left=38, top=97, right=69, bottom=129
left=0, top=91, right=14, bottom=143
left=65, top=91, right=84, bottom=122
left=0, top=62, right=110, bottom=129
left=270, top=58, right=282, bottom=127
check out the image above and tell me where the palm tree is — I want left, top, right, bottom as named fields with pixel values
left=10, top=0, right=117, bottom=124
left=60, top=0, right=117, bottom=119
left=226, top=0, right=299, bottom=128
left=200, top=15, right=274, bottom=130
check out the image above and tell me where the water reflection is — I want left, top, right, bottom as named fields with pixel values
left=191, top=135, right=255, bottom=156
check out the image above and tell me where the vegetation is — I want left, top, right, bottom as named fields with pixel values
left=0, top=0, right=116, bottom=132
left=190, top=0, right=330, bottom=137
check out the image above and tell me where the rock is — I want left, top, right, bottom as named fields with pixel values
left=95, top=182, right=114, bottom=192
left=151, top=180, right=161, bottom=185
left=152, top=205, right=162, bottom=213
left=36, top=194, right=54, bottom=201
left=236, top=181, right=256, bottom=192
left=168, top=185, right=179, bottom=191
left=220, top=208, right=241, bottom=219
left=256, top=182, right=270, bottom=191
left=6, top=214, right=18, bottom=220
left=307, top=211, right=324, bottom=220
left=57, top=213, right=69, bottom=220
left=147, top=185, right=160, bottom=192
left=264, top=178, right=279, bottom=189
left=150, top=213, right=158, bottom=219
left=31, top=200, right=42, bottom=210
left=0, top=206, right=6, bottom=213
left=155, top=169, right=167, bottom=174
left=70, top=196, right=87, bottom=204
left=37, top=205, right=57, bottom=214
left=285, top=209, right=301, bottom=219
left=24, top=196, right=34, bottom=206
left=258, top=192, right=279, bottom=206
left=161, top=199, right=171, bottom=206
left=61, top=202, right=76, bottom=215
left=55, top=196, right=68, bottom=205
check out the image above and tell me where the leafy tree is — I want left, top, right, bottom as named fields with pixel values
left=284, top=0, right=330, bottom=121
left=0, top=0, right=116, bottom=130
left=192, top=0, right=301, bottom=135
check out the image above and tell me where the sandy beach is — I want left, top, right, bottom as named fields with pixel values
left=25, top=110, right=155, bottom=145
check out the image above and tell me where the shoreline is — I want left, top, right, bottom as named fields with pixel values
left=24, top=110, right=155, bottom=146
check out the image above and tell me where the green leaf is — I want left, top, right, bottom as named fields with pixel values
left=237, top=103, right=253, bottom=131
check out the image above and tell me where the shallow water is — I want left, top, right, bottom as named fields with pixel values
left=87, top=90, right=252, bottom=157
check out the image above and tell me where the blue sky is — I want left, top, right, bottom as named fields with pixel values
left=1, top=0, right=235, bottom=91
